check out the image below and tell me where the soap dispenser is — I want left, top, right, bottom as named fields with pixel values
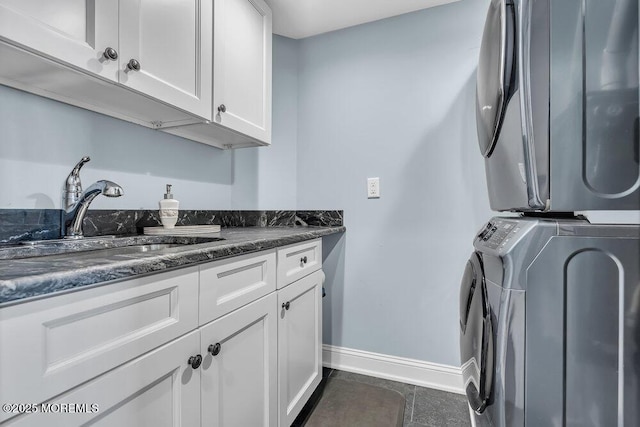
left=159, top=184, right=179, bottom=229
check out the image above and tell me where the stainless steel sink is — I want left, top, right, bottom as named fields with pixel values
left=0, top=235, right=225, bottom=260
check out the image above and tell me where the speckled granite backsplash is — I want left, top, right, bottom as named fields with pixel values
left=0, top=210, right=63, bottom=243
left=0, top=210, right=343, bottom=243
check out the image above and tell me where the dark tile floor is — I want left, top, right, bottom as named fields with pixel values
left=293, top=368, right=471, bottom=427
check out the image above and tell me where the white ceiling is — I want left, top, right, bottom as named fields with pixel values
left=264, top=0, right=460, bottom=39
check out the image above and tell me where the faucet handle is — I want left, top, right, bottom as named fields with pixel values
left=64, top=156, right=91, bottom=210
left=69, top=156, right=90, bottom=179
left=66, top=156, right=90, bottom=186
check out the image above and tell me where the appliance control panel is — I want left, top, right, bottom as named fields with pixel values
left=475, top=218, right=524, bottom=251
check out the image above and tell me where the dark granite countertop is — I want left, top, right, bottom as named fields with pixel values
left=0, top=226, right=345, bottom=306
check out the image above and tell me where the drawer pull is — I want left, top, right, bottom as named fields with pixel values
left=208, top=343, right=221, bottom=356
left=218, top=104, right=226, bottom=113
left=301, top=256, right=308, bottom=265
left=282, top=301, right=290, bottom=310
left=188, top=354, right=202, bottom=369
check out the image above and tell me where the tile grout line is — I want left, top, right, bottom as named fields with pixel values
left=410, top=385, right=416, bottom=423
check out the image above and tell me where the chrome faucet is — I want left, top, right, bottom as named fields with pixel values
left=63, top=156, right=124, bottom=239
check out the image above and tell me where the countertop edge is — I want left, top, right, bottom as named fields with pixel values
left=0, top=226, right=345, bottom=307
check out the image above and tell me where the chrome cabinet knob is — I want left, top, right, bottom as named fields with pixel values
left=188, top=354, right=202, bottom=369
left=208, top=343, right=221, bottom=356
left=218, top=104, right=226, bottom=113
left=103, top=47, right=118, bottom=61
left=282, top=301, right=290, bottom=310
left=301, top=256, right=308, bottom=264
left=126, top=59, right=141, bottom=71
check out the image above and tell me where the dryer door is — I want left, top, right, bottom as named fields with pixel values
left=459, top=252, right=495, bottom=414
left=476, top=0, right=516, bottom=158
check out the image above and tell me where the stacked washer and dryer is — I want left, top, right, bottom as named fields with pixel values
left=459, top=0, right=640, bottom=426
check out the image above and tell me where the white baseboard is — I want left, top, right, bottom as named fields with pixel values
left=322, top=344, right=464, bottom=395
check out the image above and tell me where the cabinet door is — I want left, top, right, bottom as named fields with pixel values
left=201, top=292, right=278, bottom=427
left=213, top=0, right=272, bottom=143
left=6, top=331, right=201, bottom=427
left=119, top=0, right=212, bottom=119
left=0, top=0, right=119, bottom=79
left=278, top=270, right=323, bottom=427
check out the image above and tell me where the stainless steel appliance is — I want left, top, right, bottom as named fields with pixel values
left=459, top=216, right=640, bottom=426
left=476, top=0, right=639, bottom=212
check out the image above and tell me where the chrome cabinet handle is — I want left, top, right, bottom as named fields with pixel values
left=103, top=47, right=118, bottom=61
left=218, top=104, right=226, bottom=113
left=127, top=59, right=141, bottom=71
left=282, top=301, right=290, bottom=310
left=301, top=256, right=308, bottom=264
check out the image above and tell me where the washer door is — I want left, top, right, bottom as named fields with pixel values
left=459, top=252, right=494, bottom=413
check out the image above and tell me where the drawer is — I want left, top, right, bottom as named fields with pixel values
left=199, top=250, right=276, bottom=325
left=0, top=267, right=199, bottom=423
left=276, top=239, right=322, bottom=289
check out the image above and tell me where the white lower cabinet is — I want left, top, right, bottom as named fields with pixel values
left=277, top=269, right=324, bottom=427
left=0, top=243, right=325, bottom=427
left=6, top=330, right=202, bottom=427
left=200, top=292, right=278, bottom=427
left=0, top=267, right=199, bottom=424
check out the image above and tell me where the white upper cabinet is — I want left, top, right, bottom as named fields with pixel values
left=119, top=0, right=212, bottom=119
left=213, top=0, right=272, bottom=143
left=0, top=0, right=119, bottom=79
left=0, top=0, right=211, bottom=121
left=0, top=0, right=271, bottom=148
left=162, top=0, right=272, bottom=148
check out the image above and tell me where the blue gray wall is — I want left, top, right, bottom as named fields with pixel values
left=0, top=1, right=494, bottom=367
left=231, top=36, right=298, bottom=209
left=296, top=0, right=492, bottom=365
left=0, top=84, right=234, bottom=210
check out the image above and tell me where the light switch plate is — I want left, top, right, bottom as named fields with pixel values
left=367, top=177, right=380, bottom=198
